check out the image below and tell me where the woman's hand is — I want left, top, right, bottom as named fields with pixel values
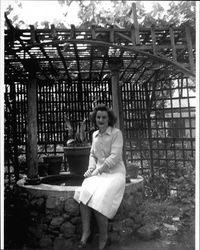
left=84, top=169, right=94, bottom=178
left=91, top=169, right=100, bottom=176
left=98, top=164, right=109, bottom=174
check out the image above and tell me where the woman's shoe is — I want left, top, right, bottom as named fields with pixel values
left=77, top=240, right=87, bottom=248
left=87, top=233, right=93, bottom=243
left=98, top=238, right=110, bottom=250
left=77, top=234, right=92, bottom=248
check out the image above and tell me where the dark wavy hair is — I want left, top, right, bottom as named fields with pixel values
left=90, top=103, right=117, bottom=128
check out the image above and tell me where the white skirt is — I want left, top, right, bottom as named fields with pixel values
left=73, top=172, right=126, bottom=219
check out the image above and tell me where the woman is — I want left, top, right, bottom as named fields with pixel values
left=74, top=104, right=126, bottom=250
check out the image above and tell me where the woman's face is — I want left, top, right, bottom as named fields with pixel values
left=96, top=110, right=109, bottom=131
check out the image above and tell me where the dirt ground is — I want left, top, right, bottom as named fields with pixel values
left=17, top=234, right=195, bottom=250
left=73, top=224, right=195, bottom=250
left=84, top=237, right=195, bottom=250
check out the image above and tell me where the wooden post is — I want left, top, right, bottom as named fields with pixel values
left=91, top=24, right=96, bottom=39
left=10, top=84, right=19, bottom=180
left=27, top=73, right=38, bottom=179
left=130, top=24, right=136, bottom=46
left=30, top=25, right=36, bottom=44
left=132, top=3, right=140, bottom=45
left=109, top=25, right=114, bottom=43
left=108, top=58, right=123, bottom=129
left=143, top=82, right=154, bottom=178
left=185, top=25, right=195, bottom=74
left=151, top=25, right=157, bottom=55
left=108, top=58, right=126, bottom=165
left=169, top=25, right=177, bottom=61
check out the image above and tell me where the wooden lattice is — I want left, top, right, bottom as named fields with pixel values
left=4, top=9, right=195, bottom=184
left=4, top=76, right=195, bottom=183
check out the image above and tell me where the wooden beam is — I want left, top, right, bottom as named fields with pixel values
left=4, top=25, right=191, bottom=33
left=7, top=39, right=195, bottom=78
left=6, top=43, right=188, bottom=63
left=13, top=43, right=187, bottom=54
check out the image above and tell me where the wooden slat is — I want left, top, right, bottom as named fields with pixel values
left=89, top=25, right=96, bottom=84
left=151, top=25, right=157, bottom=55
left=51, top=25, right=72, bottom=82
left=120, top=54, right=138, bottom=80
left=98, top=47, right=109, bottom=84
left=11, top=38, right=50, bottom=80
left=71, top=25, right=81, bottom=76
left=30, top=25, right=58, bottom=76
left=169, top=26, right=177, bottom=61
left=185, top=25, right=195, bottom=73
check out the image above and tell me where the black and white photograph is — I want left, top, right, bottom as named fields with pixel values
left=1, top=1, right=199, bottom=250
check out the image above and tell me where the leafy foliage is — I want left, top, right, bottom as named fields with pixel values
left=144, top=155, right=195, bottom=204
left=144, top=174, right=169, bottom=200
left=166, top=1, right=196, bottom=27
left=170, top=159, right=195, bottom=203
left=4, top=1, right=196, bottom=29
left=64, top=116, right=91, bottom=146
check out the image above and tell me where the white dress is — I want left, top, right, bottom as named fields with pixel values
left=74, top=126, right=126, bottom=219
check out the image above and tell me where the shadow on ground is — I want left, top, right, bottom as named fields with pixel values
left=72, top=235, right=195, bottom=250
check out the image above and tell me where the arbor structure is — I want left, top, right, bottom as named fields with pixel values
left=4, top=3, right=195, bottom=183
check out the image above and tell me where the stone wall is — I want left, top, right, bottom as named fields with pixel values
left=16, top=176, right=144, bottom=249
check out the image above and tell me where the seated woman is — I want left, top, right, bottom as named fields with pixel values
left=74, top=104, right=126, bottom=250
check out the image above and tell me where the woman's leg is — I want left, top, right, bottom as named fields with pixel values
left=94, top=210, right=108, bottom=250
left=80, top=202, right=92, bottom=243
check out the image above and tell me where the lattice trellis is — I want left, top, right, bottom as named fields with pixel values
left=4, top=76, right=195, bottom=183
left=4, top=8, right=195, bottom=184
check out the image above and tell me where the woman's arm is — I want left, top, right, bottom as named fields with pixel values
left=84, top=133, right=97, bottom=177
left=88, top=134, right=97, bottom=171
left=97, top=129, right=123, bottom=173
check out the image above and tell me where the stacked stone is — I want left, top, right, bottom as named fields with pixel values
left=16, top=177, right=144, bottom=249
left=108, top=180, right=144, bottom=243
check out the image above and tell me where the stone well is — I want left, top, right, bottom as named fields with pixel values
left=16, top=174, right=144, bottom=249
